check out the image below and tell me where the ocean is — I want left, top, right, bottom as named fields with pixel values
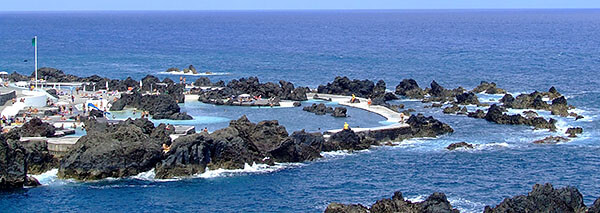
left=1, top=9, right=599, bottom=212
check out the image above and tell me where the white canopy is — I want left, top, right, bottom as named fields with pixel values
left=0, top=71, right=8, bottom=75
left=56, top=101, right=69, bottom=106
left=238, top=94, right=251, bottom=98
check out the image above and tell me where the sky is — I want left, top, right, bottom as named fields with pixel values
left=1, top=0, right=599, bottom=11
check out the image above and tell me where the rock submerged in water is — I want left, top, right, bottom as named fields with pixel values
left=58, top=118, right=166, bottom=180
left=565, top=127, right=583, bottom=138
left=484, top=183, right=586, bottom=213
left=325, top=191, right=459, bottom=213
left=446, top=142, right=474, bottom=150
left=303, top=103, right=347, bottom=117
left=532, top=136, right=569, bottom=144
left=484, top=104, right=556, bottom=130
left=395, top=78, right=426, bottom=99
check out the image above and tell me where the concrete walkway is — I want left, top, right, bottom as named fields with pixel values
left=307, top=93, right=410, bottom=135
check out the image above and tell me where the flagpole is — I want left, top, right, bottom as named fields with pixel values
left=34, top=36, right=38, bottom=89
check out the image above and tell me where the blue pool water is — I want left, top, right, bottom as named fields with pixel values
left=1, top=10, right=600, bottom=212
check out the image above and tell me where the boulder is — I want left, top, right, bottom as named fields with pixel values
left=88, top=109, right=104, bottom=118
left=0, top=135, right=26, bottom=189
left=24, top=176, right=41, bottom=187
left=485, top=104, right=556, bottom=130
left=472, top=81, right=506, bottom=94
left=331, top=107, right=347, bottom=117
left=317, top=76, right=376, bottom=98
left=484, top=183, right=586, bottom=213
left=303, top=103, right=334, bottom=115
left=326, top=191, right=459, bottom=213
left=269, top=130, right=325, bottom=163
left=322, top=129, right=372, bottom=151
left=565, top=127, right=583, bottom=138
left=455, top=92, right=480, bottom=105
left=446, top=142, right=474, bottom=150
left=8, top=118, right=56, bottom=138
left=166, top=67, right=180, bottom=72
left=406, top=114, right=454, bottom=138
left=532, top=136, right=569, bottom=144
left=443, top=105, right=461, bottom=114
left=155, top=133, right=211, bottom=179
left=293, top=101, right=302, bottom=107
left=58, top=118, right=164, bottom=180
left=467, top=109, right=486, bottom=119
left=395, top=79, right=426, bottom=99
left=19, top=140, right=57, bottom=174
left=110, top=92, right=192, bottom=120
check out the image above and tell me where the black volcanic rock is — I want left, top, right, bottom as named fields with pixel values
left=322, top=129, right=373, bottom=152
left=7, top=118, right=56, bottom=138
left=326, top=191, right=459, bottom=213
left=472, top=81, right=506, bottom=94
left=566, top=127, right=583, bottom=138
left=331, top=107, right=347, bottom=117
left=0, top=135, right=26, bottom=189
left=484, top=104, right=556, bottom=130
left=406, top=114, right=454, bottom=138
left=19, top=140, right=57, bottom=174
left=446, top=142, right=474, bottom=150
left=484, top=183, right=586, bottom=213
left=269, top=130, right=325, bottom=163
left=58, top=118, right=164, bottom=180
left=110, top=92, right=192, bottom=120
left=455, top=92, right=480, bottom=105
left=395, top=79, right=426, bottom=99
left=303, top=103, right=334, bottom=115
left=317, top=76, right=376, bottom=98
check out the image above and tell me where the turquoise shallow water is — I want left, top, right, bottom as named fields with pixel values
left=1, top=10, right=600, bottom=212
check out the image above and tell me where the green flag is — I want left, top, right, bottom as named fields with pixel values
left=32, top=37, right=36, bottom=46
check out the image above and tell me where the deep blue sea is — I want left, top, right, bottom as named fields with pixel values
left=1, top=10, right=600, bottom=212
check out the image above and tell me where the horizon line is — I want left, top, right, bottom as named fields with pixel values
left=1, top=8, right=600, bottom=12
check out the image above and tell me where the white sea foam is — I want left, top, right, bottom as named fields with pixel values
left=448, top=197, right=486, bottom=213
left=32, top=169, right=58, bottom=185
left=132, top=168, right=156, bottom=181
left=158, top=71, right=230, bottom=76
left=321, top=150, right=352, bottom=157
left=195, top=162, right=299, bottom=179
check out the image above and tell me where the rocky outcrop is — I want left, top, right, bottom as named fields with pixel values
left=484, top=183, right=586, bottom=213
left=303, top=103, right=334, bottom=115
left=110, top=92, right=192, bottom=120
left=455, top=92, right=480, bottom=105
left=500, top=88, right=572, bottom=117
left=447, top=142, right=474, bottom=150
left=406, top=114, right=455, bottom=138
left=269, top=130, right=325, bottom=163
left=467, top=109, right=486, bottom=119
left=193, top=77, right=225, bottom=87
left=58, top=118, right=165, bottom=180
left=32, top=67, right=80, bottom=82
left=566, top=127, right=583, bottom=138
left=195, top=77, right=307, bottom=104
left=424, top=81, right=465, bottom=103
left=155, top=116, right=290, bottom=178
left=19, top=140, right=57, bottom=175
left=532, top=136, right=569, bottom=144
left=6, top=118, right=56, bottom=138
left=395, top=79, right=426, bottom=99
left=322, top=129, right=374, bottom=151
left=317, top=76, right=375, bottom=98
left=0, top=135, right=26, bottom=190
left=472, top=81, right=506, bottom=94
left=303, top=103, right=347, bottom=117
left=331, top=107, right=347, bottom=117
left=325, top=191, right=459, bottom=213
left=484, top=104, right=556, bottom=130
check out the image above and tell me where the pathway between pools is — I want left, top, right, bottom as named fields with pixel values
left=307, top=93, right=409, bottom=135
